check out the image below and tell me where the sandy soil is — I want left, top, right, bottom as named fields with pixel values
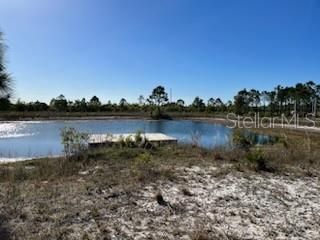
left=2, top=165, right=319, bottom=240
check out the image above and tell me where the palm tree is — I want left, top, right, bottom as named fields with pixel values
left=0, top=31, right=12, bottom=99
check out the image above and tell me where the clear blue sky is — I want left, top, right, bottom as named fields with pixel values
left=1, top=0, right=320, bottom=104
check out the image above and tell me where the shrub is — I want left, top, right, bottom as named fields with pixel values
left=134, top=130, right=144, bottom=145
left=118, top=130, right=147, bottom=148
left=60, top=127, right=89, bottom=159
left=134, top=152, right=152, bottom=168
left=133, top=152, right=154, bottom=181
left=231, top=129, right=253, bottom=151
left=246, top=148, right=274, bottom=172
left=117, top=135, right=125, bottom=147
left=124, top=135, right=135, bottom=147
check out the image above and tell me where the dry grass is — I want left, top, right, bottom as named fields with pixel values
left=0, top=145, right=228, bottom=238
left=249, top=128, right=320, bottom=175
left=0, top=129, right=320, bottom=239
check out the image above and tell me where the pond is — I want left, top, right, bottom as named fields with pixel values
left=0, top=119, right=270, bottom=161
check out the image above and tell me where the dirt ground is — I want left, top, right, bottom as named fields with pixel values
left=1, top=163, right=319, bottom=240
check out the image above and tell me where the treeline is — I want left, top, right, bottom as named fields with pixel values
left=1, top=82, right=319, bottom=117
left=234, top=81, right=320, bottom=116
left=4, top=93, right=228, bottom=113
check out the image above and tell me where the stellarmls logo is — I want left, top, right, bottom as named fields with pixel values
left=226, top=113, right=317, bottom=129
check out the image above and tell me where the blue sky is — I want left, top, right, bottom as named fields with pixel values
left=0, top=0, right=320, bottom=104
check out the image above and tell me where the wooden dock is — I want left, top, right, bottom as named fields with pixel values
left=88, top=133, right=178, bottom=146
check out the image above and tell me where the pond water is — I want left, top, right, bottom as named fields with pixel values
left=0, top=120, right=270, bottom=161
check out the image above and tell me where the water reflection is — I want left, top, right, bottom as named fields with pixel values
left=0, top=120, right=271, bottom=160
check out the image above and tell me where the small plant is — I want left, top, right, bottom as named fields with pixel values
left=246, top=148, right=274, bottom=172
left=191, top=131, right=202, bottom=147
left=134, top=130, right=144, bottom=145
left=231, top=129, right=253, bottom=151
left=117, top=135, right=125, bottom=147
left=134, top=152, right=152, bottom=167
left=12, top=165, right=28, bottom=182
left=132, top=152, right=158, bottom=182
left=118, top=131, right=147, bottom=148
left=124, top=135, right=135, bottom=147
left=60, top=127, right=89, bottom=159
